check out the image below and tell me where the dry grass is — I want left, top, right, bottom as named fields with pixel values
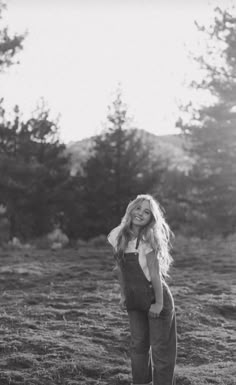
left=0, top=236, right=235, bottom=385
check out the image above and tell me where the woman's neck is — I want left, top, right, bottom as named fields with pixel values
left=131, top=225, right=141, bottom=238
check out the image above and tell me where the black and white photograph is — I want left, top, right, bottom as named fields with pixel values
left=0, top=0, right=235, bottom=384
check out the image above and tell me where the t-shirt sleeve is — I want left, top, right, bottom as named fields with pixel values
left=107, top=226, right=121, bottom=250
left=143, top=242, right=154, bottom=255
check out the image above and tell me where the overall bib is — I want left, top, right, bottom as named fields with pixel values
left=119, top=241, right=177, bottom=385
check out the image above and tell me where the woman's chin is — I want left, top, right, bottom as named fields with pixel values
left=132, top=220, right=144, bottom=227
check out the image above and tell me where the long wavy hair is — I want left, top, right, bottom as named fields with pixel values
left=115, top=194, right=173, bottom=277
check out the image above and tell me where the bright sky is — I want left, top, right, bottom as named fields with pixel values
left=0, top=0, right=228, bottom=143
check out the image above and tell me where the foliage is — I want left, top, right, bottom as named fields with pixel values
left=177, top=6, right=236, bottom=235
left=88, top=234, right=108, bottom=247
left=0, top=1, right=25, bottom=72
left=80, top=91, right=167, bottom=238
left=0, top=103, right=73, bottom=239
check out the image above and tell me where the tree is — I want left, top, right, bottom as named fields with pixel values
left=80, top=91, right=166, bottom=238
left=0, top=4, right=75, bottom=240
left=0, top=103, right=72, bottom=238
left=177, top=6, right=236, bottom=235
left=0, top=1, right=25, bottom=72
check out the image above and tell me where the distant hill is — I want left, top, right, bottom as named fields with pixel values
left=66, top=129, right=194, bottom=176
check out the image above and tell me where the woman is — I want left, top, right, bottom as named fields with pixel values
left=108, top=194, right=177, bottom=385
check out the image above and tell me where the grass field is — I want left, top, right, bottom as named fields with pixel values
left=0, top=235, right=235, bottom=385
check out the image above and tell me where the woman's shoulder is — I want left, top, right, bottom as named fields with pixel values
left=107, top=225, right=122, bottom=248
left=140, top=237, right=154, bottom=255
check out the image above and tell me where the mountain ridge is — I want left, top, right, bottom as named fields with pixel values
left=65, top=129, right=193, bottom=175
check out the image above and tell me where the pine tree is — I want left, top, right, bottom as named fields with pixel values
left=177, top=6, right=236, bottom=235
left=0, top=104, right=72, bottom=238
left=81, top=91, right=165, bottom=238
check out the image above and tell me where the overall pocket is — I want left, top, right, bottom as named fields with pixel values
left=125, top=281, right=155, bottom=311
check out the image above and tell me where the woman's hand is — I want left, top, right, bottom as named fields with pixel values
left=149, top=302, right=163, bottom=318
left=119, top=296, right=126, bottom=310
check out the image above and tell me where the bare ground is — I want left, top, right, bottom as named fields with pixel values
left=0, top=235, right=235, bottom=385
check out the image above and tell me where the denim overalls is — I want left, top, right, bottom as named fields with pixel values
left=119, top=239, right=177, bottom=385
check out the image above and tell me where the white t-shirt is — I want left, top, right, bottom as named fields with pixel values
left=107, top=225, right=153, bottom=281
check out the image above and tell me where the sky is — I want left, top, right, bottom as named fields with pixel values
left=0, top=0, right=228, bottom=143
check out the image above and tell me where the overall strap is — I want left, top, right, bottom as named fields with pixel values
left=135, top=234, right=141, bottom=250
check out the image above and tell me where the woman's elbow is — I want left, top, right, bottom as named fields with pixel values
left=150, top=270, right=161, bottom=282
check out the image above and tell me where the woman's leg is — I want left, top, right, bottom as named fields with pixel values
left=128, top=310, right=152, bottom=385
left=149, top=286, right=177, bottom=385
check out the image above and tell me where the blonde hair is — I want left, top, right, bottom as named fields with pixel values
left=116, top=194, right=173, bottom=277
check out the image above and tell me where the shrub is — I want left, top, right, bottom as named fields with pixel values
left=88, top=234, right=108, bottom=247
left=75, top=238, right=88, bottom=247
left=47, top=228, right=69, bottom=247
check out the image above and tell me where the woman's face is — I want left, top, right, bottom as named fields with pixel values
left=131, top=200, right=152, bottom=229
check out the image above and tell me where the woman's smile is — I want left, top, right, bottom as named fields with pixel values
left=134, top=216, right=143, bottom=221
left=133, top=215, right=146, bottom=224
left=131, top=200, right=152, bottom=228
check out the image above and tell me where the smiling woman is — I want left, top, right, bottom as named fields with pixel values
left=1, top=0, right=219, bottom=143
left=131, top=200, right=152, bottom=230
left=107, top=193, right=176, bottom=385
